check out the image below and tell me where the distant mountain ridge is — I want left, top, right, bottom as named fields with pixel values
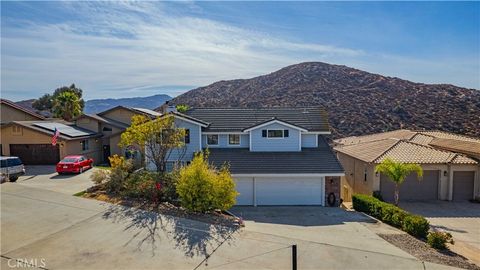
left=171, top=62, right=480, bottom=138
left=84, top=94, right=171, bottom=113
left=16, top=94, right=172, bottom=115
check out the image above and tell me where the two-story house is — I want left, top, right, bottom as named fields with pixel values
left=150, top=106, right=344, bottom=206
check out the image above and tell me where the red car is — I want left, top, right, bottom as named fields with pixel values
left=56, top=155, right=93, bottom=174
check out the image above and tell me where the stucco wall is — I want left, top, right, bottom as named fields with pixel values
left=337, top=153, right=375, bottom=201
left=0, top=104, right=42, bottom=124
left=325, top=176, right=341, bottom=206
left=75, top=117, right=100, bottom=132
left=100, top=108, right=136, bottom=125
left=249, top=122, right=301, bottom=152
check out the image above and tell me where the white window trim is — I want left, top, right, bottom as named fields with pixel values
left=206, top=134, right=219, bottom=146
left=227, top=134, right=242, bottom=146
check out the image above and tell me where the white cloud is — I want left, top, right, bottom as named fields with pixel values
left=1, top=2, right=478, bottom=101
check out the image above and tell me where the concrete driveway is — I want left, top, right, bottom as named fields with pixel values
left=16, top=165, right=96, bottom=194
left=401, top=201, right=480, bottom=265
left=1, top=183, right=458, bottom=270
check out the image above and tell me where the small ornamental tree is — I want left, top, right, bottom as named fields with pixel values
left=375, top=158, right=423, bottom=206
left=176, top=152, right=238, bottom=212
left=120, top=114, right=186, bottom=173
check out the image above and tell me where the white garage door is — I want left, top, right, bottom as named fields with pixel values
left=235, top=177, right=254, bottom=205
left=234, top=176, right=325, bottom=206
left=256, top=177, right=324, bottom=205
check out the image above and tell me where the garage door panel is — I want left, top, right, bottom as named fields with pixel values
left=453, top=171, right=474, bottom=201
left=235, top=178, right=254, bottom=205
left=381, top=170, right=439, bottom=202
left=256, top=177, right=324, bottom=206
left=10, top=144, right=60, bottom=165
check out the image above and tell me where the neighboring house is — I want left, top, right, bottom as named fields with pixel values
left=0, top=99, right=45, bottom=125
left=334, top=129, right=480, bottom=203
left=1, top=121, right=102, bottom=164
left=148, top=106, right=344, bottom=206
left=0, top=103, right=158, bottom=165
left=75, top=106, right=161, bottom=163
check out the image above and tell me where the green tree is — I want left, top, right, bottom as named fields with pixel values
left=120, top=114, right=186, bottom=173
left=33, top=84, right=85, bottom=112
left=52, top=91, right=82, bottom=121
left=176, top=104, right=189, bottom=113
left=176, top=152, right=237, bottom=212
left=375, top=158, right=423, bottom=206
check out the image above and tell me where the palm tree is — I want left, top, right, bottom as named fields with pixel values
left=52, top=91, right=82, bottom=121
left=375, top=158, right=423, bottom=206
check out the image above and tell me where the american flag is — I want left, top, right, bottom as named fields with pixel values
left=52, top=127, right=60, bottom=146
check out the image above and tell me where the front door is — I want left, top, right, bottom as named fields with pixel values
left=103, top=145, right=111, bottom=164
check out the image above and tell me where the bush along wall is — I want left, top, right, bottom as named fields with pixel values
left=352, top=194, right=429, bottom=239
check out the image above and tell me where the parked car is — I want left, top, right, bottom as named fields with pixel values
left=56, top=155, right=93, bottom=174
left=0, top=156, right=26, bottom=182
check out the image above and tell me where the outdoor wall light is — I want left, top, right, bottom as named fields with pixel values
left=375, top=172, right=379, bottom=177
left=444, top=171, right=448, bottom=177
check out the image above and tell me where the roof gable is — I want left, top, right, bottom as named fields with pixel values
left=0, top=99, right=45, bottom=120
left=243, top=118, right=308, bottom=132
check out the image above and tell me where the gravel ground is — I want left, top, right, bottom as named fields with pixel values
left=379, top=234, right=480, bottom=270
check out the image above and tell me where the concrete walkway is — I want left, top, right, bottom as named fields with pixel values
left=1, top=184, right=460, bottom=270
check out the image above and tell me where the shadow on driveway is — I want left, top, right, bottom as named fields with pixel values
left=230, top=206, right=373, bottom=226
left=101, top=203, right=239, bottom=258
left=400, top=201, right=480, bottom=218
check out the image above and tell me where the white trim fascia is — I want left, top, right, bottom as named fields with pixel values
left=203, top=131, right=245, bottom=134
left=227, top=134, right=242, bottom=147
left=232, top=173, right=345, bottom=177
left=302, top=131, right=331, bottom=135
left=243, top=119, right=308, bottom=132
left=198, top=126, right=202, bottom=151
left=172, top=115, right=208, bottom=127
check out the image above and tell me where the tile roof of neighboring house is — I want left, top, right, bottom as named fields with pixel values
left=428, top=138, right=480, bottom=157
left=334, top=129, right=416, bottom=146
left=80, top=114, right=130, bottom=129
left=208, top=136, right=343, bottom=174
left=333, top=139, right=399, bottom=163
left=185, top=107, right=330, bottom=132
left=2, top=121, right=101, bottom=140
left=0, top=99, right=45, bottom=121
left=334, top=129, right=479, bottom=165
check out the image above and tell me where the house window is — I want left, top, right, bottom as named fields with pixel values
left=364, top=169, right=368, bottom=182
left=207, top=134, right=218, bottom=145
left=12, top=125, right=22, bottom=136
left=267, top=130, right=284, bottom=138
left=81, top=139, right=89, bottom=151
left=102, top=127, right=112, bottom=132
left=184, top=129, right=190, bottom=144
left=284, top=130, right=289, bottom=137
left=228, top=134, right=240, bottom=145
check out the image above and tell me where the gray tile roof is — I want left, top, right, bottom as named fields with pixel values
left=207, top=136, right=343, bottom=174
left=185, top=107, right=330, bottom=132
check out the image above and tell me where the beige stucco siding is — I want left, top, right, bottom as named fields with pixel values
left=0, top=104, right=42, bottom=123
left=100, top=108, right=136, bottom=125
left=76, top=117, right=100, bottom=132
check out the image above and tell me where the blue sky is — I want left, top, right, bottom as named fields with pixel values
left=1, top=1, right=479, bottom=101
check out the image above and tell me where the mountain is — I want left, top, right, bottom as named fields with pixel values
left=84, top=94, right=171, bottom=113
left=171, top=62, right=480, bottom=138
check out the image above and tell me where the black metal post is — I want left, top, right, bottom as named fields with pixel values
left=292, top=244, right=297, bottom=270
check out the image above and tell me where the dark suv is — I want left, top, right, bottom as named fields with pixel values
left=0, top=156, right=25, bottom=182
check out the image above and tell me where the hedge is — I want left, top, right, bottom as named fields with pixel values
left=352, top=194, right=429, bottom=238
